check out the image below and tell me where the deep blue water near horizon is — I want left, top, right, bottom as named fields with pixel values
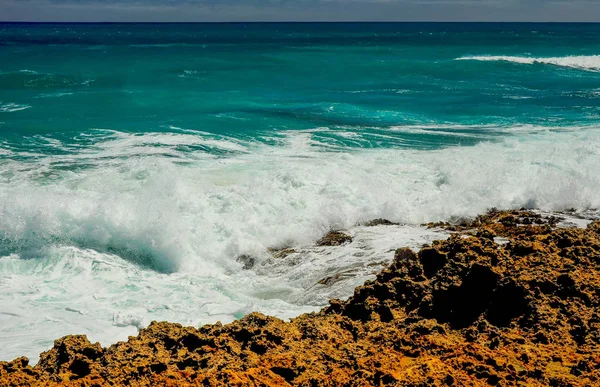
left=1, top=22, right=600, bottom=362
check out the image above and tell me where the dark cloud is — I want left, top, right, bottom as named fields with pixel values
left=1, top=0, right=599, bottom=21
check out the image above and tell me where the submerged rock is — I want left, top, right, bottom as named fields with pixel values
left=268, top=248, right=297, bottom=259
left=236, top=254, right=256, bottom=270
left=1, top=210, right=599, bottom=386
left=317, top=270, right=358, bottom=287
left=316, top=231, right=353, bottom=246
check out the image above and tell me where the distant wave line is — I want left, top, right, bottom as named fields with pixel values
left=456, top=55, right=600, bottom=72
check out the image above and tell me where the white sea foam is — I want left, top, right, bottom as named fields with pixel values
left=0, top=126, right=599, bottom=362
left=36, top=92, right=75, bottom=99
left=178, top=70, right=199, bottom=78
left=0, top=103, right=31, bottom=113
left=457, top=55, right=600, bottom=72
left=388, top=123, right=580, bottom=138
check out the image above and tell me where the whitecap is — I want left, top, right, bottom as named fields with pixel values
left=0, top=103, right=31, bottom=113
left=36, top=92, right=74, bottom=99
left=457, top=55, right=600, bottom=72
left=178, top=70, right=199, bottom=78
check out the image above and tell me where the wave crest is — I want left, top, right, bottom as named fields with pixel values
left=0, top=103, right=31, bottom=113
left=457, top=55, right=600, bottom=72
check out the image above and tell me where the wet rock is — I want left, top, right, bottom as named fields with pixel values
left=363, top=219, right=398, bottom=227
left=317, top=270, right=357, bottom=286
left=268, top=248, right=296, bottom=259
left=318, top=274, right=342, bottom=286
left=316, top=231, right=353, bottom=246
left=236, top=254, right=256, bottom=270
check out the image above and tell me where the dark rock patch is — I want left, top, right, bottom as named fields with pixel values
left=316, top=231, right=353, bottom=246
left=363, top=219, right=398, bottom=227
left=236, top=254, right=256, bottom=270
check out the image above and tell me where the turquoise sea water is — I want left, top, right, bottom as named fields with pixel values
left=2, top=23, right=600, bottom=148
left=1, top=23, right=600, bottom=361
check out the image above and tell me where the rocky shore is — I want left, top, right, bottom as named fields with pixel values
left=1, top=210, right=599, bottom=386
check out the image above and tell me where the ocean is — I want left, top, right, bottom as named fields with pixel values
left=1, top=22, right=599, bottom=362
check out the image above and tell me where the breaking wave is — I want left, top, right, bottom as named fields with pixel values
left=457, top=55, right=600, bottom=72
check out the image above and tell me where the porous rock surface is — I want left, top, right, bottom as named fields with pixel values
left=1, top=211, right=599, bottom=386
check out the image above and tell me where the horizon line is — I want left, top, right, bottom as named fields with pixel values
left=1, top=21, right=600, bottom=24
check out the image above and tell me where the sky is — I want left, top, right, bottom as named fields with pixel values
left=1, top=0, right=600, bottom=22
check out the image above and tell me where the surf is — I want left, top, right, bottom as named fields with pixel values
left=457, top=55, right=600, bottom=72
left=1, top=127, right=600, bottom=362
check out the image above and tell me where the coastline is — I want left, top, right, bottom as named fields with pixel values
left=1, top=209, right=599, bottom=386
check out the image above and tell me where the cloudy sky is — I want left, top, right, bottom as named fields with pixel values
left=1, top=0, right=599, bottom=22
